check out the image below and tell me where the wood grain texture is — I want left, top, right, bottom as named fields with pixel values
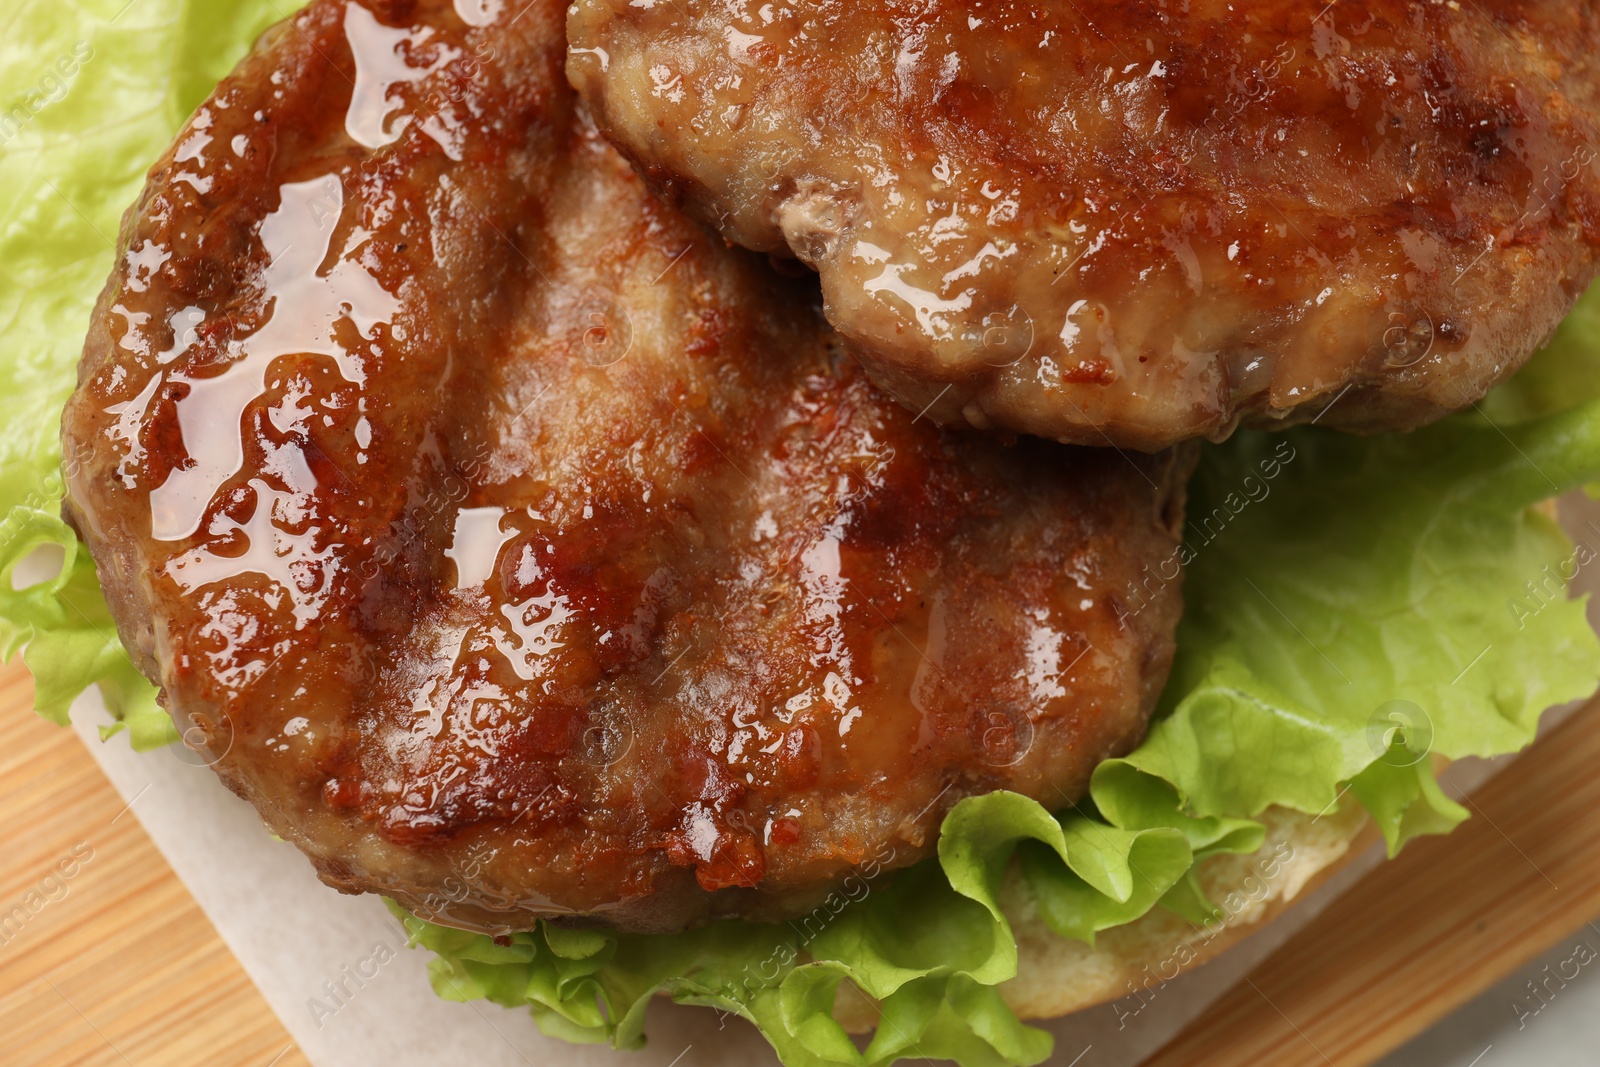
left=1148, top=694, right=1600, bottom=1066
left=0, top=661, right=308, bottom=1067
left=1, top=650, right=1597, bottom=1067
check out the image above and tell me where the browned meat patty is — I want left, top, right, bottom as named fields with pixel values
left=60, top=0, right=1191, bottom=935
left=567, top=0, right=1600, bottom=452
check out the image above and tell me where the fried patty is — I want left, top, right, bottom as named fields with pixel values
left=61, top=0, right=1191, bottom=934
left=568, top=0, right=1600, bottom=451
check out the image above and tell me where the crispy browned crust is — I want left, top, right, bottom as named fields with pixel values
left=570, top=0, right=1600, bottom=451
left=61, top=0, right=1193, bottom=934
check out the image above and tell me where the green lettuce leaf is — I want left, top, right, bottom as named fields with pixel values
left=1120, top=395, right=1600, bottom=854
left=4, top=3, right=1600, bottom=1066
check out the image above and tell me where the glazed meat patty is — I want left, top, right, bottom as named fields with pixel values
left=61, top=0, right=1192, bottom=935
left=568, top=0, right=1600, bottom=451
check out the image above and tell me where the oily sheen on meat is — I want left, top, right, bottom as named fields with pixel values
left=61, top=0, right=1190, bottom=934
left=569, top=0, right=1600, bottom=450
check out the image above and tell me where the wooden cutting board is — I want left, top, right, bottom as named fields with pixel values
left=1, top=655, right=1597, bottom=1066
left=0, top=662, right=307, bottom=1067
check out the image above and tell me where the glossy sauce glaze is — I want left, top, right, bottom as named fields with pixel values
left=62, top=0, right=1192, bottom=933
left=569, top=0, right=1600, bottom=451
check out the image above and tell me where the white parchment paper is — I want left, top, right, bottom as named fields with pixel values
left=63, top=494, right=1600, bottom=1067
